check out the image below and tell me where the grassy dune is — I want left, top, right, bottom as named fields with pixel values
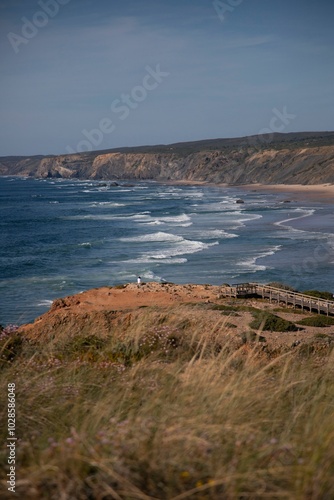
left=1, top=308, right=334, bottom=499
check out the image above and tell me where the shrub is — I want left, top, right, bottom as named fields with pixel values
left=61, top=335, right=107, bottom=361
left=0, top=325, right=22, bottom=365
left=274, top=307, right=305, bottom=315
left=297, top=343, right=315, bottom=358
left=210, top=304, right=257, bottom=313
left=297, top=315, right=334, bottom=328
left=250, top=312, right=298, bottom=332
left=313, top=333, right=332, bottom=340
left=2, top=315, right=334, bottom=498
left=302, top=290, right=334, bottom=301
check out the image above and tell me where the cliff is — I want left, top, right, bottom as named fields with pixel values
left=18, top=282, right=334, bottom=355
left=1, top=132, right=334, bottom=184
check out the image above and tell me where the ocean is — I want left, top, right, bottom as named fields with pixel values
left=1, top=176, right=334, bottom=325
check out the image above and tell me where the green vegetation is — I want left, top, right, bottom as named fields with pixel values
left=209, top=303, right=257, bottom=313
left=0, top=325, right=22, bottom=365
left=302, top=289, right=334, bottom=301
left=225, top=322, right=237, bottom=329
left=273, top=307, right=306, bottom=314
left=313, top=333, right=332, bottom=340
left=250, top=311, right=298, bottom=332
left=1, top=317, right=334, bottom=499
left=297, top=315, right=334, bottom=328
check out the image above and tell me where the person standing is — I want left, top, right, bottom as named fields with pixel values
left=137, top=276, right=141, bottom=287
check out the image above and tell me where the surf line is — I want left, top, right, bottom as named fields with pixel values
left=274, top=209, right=315, bottom=231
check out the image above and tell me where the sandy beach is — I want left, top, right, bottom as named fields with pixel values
left=237, top=183, right=334, bottom=203
left=167, top=180, right=334, bottom=203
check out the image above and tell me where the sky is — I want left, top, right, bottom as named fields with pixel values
left=0, top=0, right=333, bottom=156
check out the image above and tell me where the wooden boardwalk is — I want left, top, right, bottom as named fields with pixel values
left=220, top=283, right=334, bottom=316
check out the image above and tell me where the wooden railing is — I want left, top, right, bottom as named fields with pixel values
left=220, top=283, right=334, bottom=316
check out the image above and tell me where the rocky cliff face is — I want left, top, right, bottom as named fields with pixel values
left=2, top=133, right=334, bottom=184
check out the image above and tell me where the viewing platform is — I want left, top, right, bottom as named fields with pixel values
left=220, top=283, right=334, bottom=316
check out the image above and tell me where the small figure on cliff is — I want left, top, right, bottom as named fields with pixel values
left=137, top=276, right=142, bottom=287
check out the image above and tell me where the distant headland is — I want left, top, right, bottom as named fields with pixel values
left=1, top=131, right=334, bottom=185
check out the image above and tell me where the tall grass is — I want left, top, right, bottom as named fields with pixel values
left=1, top=312, right=334, bottom=499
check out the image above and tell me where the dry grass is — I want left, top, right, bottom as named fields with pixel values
left=1, top=311, right=334, bottom=499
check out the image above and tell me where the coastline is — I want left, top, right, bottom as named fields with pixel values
left=234, top=183, right=334, bottom=204
left=3, top=175, right=334, bottom=204
left=164, top=180, right=334, bottom=204
left=20, top=282, right=334, bottom=351
left=2, top=177, right=334, bottom=325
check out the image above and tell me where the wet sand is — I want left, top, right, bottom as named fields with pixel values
left=236, top=183, right=334, bottom=204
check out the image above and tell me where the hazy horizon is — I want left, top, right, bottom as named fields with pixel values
left=2, top=129, right=334, bottom=159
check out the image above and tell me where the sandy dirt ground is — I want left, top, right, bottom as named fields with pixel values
left=20, top=283, right=334, bottom=352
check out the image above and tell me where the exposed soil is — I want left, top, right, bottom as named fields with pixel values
left=19, top=283, right=334, bottom=355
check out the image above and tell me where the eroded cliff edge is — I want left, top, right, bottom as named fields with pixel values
left=1, top=132, right=334, bottom=184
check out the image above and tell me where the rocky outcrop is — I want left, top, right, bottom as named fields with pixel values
left=2, top=132, right=334, bottom=184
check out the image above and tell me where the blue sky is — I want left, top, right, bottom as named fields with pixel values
left=0, top=0, right=333, bottom=155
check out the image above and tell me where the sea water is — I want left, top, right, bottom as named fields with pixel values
left=1, top=176, right=334, bottom=325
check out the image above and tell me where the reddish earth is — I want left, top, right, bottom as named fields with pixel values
left=19, top=283, right=334, bottom=356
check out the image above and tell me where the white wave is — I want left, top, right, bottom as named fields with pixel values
left=65, top=213, right=150, bottom=221
left=120, top=232, right=184, bottom=243
left=175, top=223, right=193, bottom=227
left=144, top=220, right=164, bottom=226
left=142, top=239, right=219, bottom=261
left=237, top=245, right=282, bottom=273
left=184, top=191, right=204, bottom=198
left=239, top=213, right=263, bottom=221
left=155, top=190, right=204, bottom=199
left=140, top=213, right=193, bottom=227
left=37, top=300, right=53, bottom=307
left=274, top=208, right=334, bottom=240
left=275, top=209, right=315, bottom=229
left=224, top=212, right=263, bottom=230
left=89, top=202, right=125, bottom=208
left=65, top=211, right=191, bottom=226
left=141, top=270, right=163, bottom=281
left=78, top=242, right=92, bottom=248
left=124, top=257, right=188, bottom=265
left=238, top=257, right=268, bottom=272
left=196, top=229, right=238, bottom=239
left=158, top=214, right=191, bottom=223
left=121, top=234, right=218, bottom=265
